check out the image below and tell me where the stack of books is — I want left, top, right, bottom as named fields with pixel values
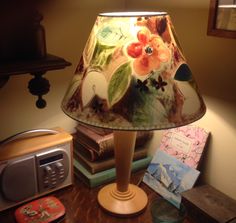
left=73, top=123, right=153, bottom=188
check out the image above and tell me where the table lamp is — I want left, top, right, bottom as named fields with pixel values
left=61, top=12, right=206, bottom=216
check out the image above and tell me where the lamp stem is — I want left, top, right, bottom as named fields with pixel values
left=97, top=130, right=147, bottom=216
left=113, top=130, right=137, bottom=192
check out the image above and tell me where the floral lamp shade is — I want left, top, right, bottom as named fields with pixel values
left=62, top=12, right=206, bottom=130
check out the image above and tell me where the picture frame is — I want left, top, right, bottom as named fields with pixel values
left=207, top=0, right=236, bottom=38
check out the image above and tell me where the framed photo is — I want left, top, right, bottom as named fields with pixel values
left=207, top=0, right=236, bottom=38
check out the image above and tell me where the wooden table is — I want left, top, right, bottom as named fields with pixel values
left=0, top=171, right=192, bottom=223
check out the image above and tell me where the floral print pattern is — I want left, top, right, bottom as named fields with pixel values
left=62, top=13, right=206, bottom=130
left=127, top=28, right=170, bottom=76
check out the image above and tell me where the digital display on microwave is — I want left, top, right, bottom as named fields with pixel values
left=39, top=154, right=63, bottom=165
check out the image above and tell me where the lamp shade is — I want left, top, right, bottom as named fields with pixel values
left=62, top=12, right=206, bottom=130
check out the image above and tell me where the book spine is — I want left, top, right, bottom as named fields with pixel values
left=74, top=130, right=153, bottom=158
left=73, top=136, right=114, bottom=161
left=74, top=146, right=148, bottom=174
left=98, top=137, right=114, bottom=155
left=75, top=131, right=114, bottom=155
left=75, top=131, right=101, bottom=151
left=74, top=150, right=113, bottom=174
left=73, top=156, right=152, bottom=188
left=74, top=140, right=99, bottom=161
left=78, top=123, right=112, bottom=136
left=76, top=124, right=113, bottom=144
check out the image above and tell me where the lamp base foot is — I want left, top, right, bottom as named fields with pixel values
left=98, top=183, right=148, bottom=217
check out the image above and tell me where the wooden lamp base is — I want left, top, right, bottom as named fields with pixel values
left=97, top=131, right=148, bottom=217
left=98, top=183, right=148, bottom=216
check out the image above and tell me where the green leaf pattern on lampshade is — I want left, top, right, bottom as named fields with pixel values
left=62, top=12, right=206, bottom=130
left=108, top=62, right=132, bottom=107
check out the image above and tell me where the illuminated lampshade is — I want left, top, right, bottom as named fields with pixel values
left=62, top=12, right=206, bottom=216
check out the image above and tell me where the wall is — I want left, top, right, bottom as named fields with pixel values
left=125, top=0, right=236, bottom=199
left=0, top=0, right=235, bottom=199
left=0, top=0, right=125, bottom=138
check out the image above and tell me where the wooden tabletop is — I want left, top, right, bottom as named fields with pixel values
left=0, top=171, right=192, bottom=223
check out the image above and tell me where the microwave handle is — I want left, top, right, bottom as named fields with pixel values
left=0, top=129, right=59, bottom=146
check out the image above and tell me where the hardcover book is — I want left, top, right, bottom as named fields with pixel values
left=78, top=124, right=112, bottom=136
left=159, top=125, right=210, bottom=169
left=74, top=155, right=152, bottom=188
left=75, top=124, right=153, bottom=159
left=73, top=135, right=113, bottom=161
left=74, top=146, right=148, bottom=174
left=75, top=124, right=114, bottom=156
left=143, top=150, right=200, bottom=208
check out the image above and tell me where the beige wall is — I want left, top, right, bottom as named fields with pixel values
left=0, top=0, right=235, bottom=199
left=0, top=0, right=125, bottom=138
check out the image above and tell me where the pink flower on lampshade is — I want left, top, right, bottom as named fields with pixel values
left=126, top=28, right=171, bottom=76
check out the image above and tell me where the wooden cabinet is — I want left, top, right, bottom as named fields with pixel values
left=0, top=54, right=71, bottom=108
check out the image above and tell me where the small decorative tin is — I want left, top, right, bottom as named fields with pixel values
left=14, top=196, right=65, bottom=223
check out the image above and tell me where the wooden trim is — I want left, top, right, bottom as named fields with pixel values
left=207, top=0, right=236, bottom=39
left=0, top=127, right=72, bottom=161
